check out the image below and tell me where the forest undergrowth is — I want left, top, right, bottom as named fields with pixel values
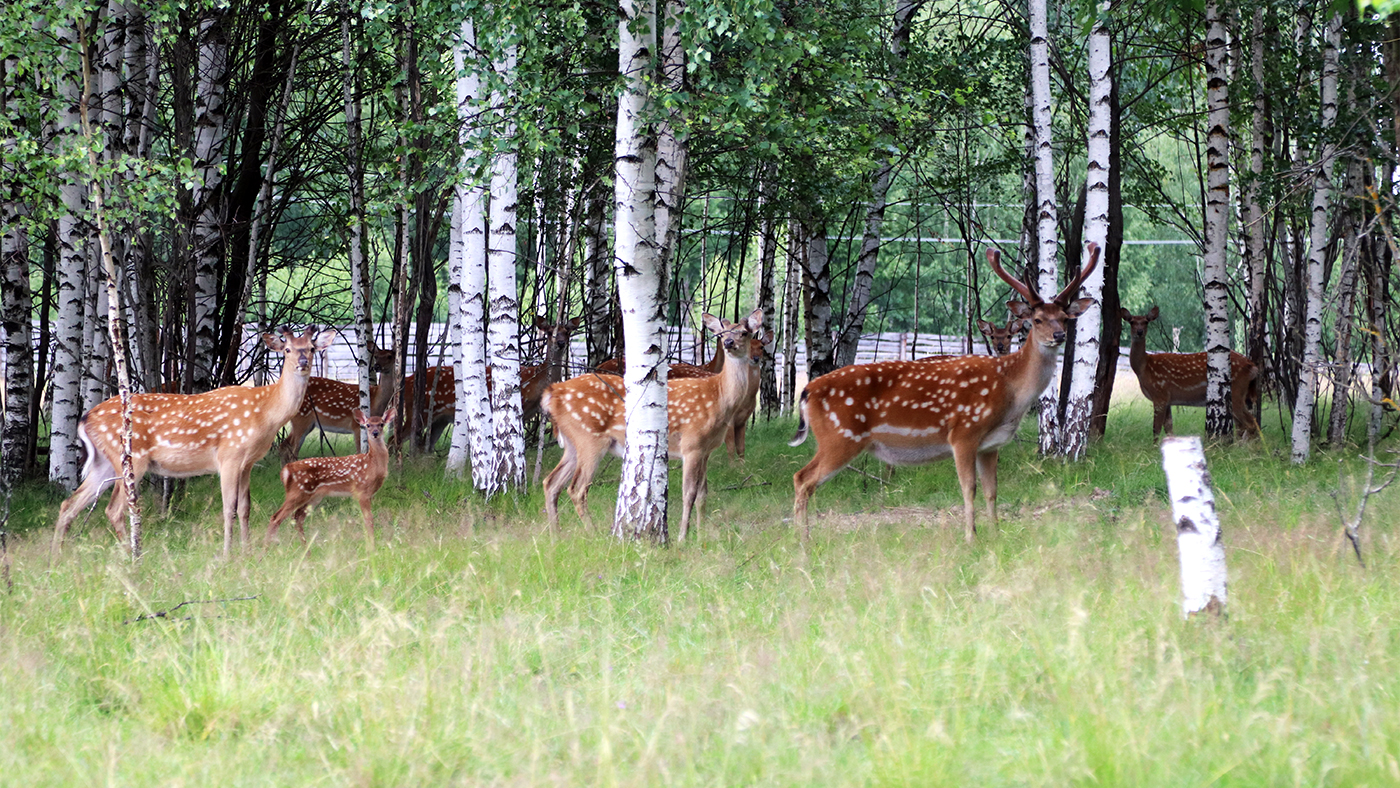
left=2, top=400, right=1398, bottom=786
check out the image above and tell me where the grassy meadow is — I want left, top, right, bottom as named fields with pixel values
left=3, top=399, right=1400, bottom=786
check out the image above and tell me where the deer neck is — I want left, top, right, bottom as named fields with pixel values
left=711, top=351, right=751, bottom=414
left=1128, top=334, right=1146, bottom=374
left=370, top=371, right=396, bottom=414
left=999, top=337, right=1061, bottom=415
left=270, top=359, right=314, bottom=423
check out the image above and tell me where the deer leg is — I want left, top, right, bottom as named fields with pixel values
left=565, top=444, right=608, bottom=529
left=358, top=495, right=376, bottom=548
left=279, top=418, right=309, bottom=463
left=237, top=465, right=257, bottom=549
left=542, top=441, right=579, bottom=527
left=53, top=476, right=108, bottom=551
left=951, top=441, right=979, bottom=543
left=219, top=467, right=241, bottom=558
left=976, top=450, right=999, bottom=527
left=293, top=506, right=310, bottom=542
left=792, top=439, right=865, bottom=538
left=678, top=454, right=710, bottom=543
left=1151, top=403, right=1168, bottom=439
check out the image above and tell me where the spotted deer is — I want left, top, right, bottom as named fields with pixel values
left=1121, top=307, right=1260, bottom=439
left=595, top=337, right=727, bottom=379
left=397, top=316, right=581, bottom=448
left=278, top=339, right=397, bottom=462
left=52, top=327, right=337, bottom=556
left=540, top=309, right=765, bottom=541
left=268, top=407, right=395, bottom=546
left=791, top=244, right=1100, bottom=542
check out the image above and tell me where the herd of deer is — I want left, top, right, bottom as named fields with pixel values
left=50, top=242, right=1261, bottom=554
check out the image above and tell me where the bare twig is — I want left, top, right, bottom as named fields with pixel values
left=124, top=595, right=260, bottom=625
left=1331, top=442, right=1400, bottom=568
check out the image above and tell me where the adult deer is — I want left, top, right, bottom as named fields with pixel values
left=724, top=327, right=771, bottom=459
left=791, top=244, right=1100, bottom=542
left=52, top=326, right=337, bottom=556
left=268, top=407, right=395, bottom=546
left=398, top=316, right=580, bottom=448
left=278, top=340, right=397, bottom=462
left=541, top=309, right=765, bottom=541
left=1120, top=307, right=1260, bottom=439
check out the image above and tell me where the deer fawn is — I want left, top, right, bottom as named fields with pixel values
left=268, top=407, right=395, bottom=545
left=541, top=309, right=765, bottom=541
left=52, top=326, right=337, bottom=556
left=724, top=327, right=771, bottom=459
left=1121, top=307, right=1260, bottom=439
left=278, top=339, right=397, bottom=462
left=397, top=316, right=580, bottom=448
left=791, top=245, right=1100, bottom=542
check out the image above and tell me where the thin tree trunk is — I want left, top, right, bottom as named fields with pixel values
left=654, top=0, right=688, bottom=303
left=344, top=3, right=373, bottom=443
left=1326, top=156, right=1364, bottom=447
left=756, top=169, right=779, bottom=417
left=1202, top=0, right=1235, bottom=439
left=1290, top=13, right=1341, bottom=464
left=50, top=24, right=89, bottom=490
left=612, top=0, right=668, bottom=541
left=1062, top=1, right=1111, bottom=460
left=486, top=24, right=525, bottom=492
left=583, top=177, right=613, bottom=368
left=1029, top=0, right=1060, bottom=454
left=1243, top=6, right=1270, bottom=384
left=1090, top=73, right=1123, bottom=439
left=782, top=220, right=800, bottom=414
left=189, top=7, right=229, bottom=392
left=801, top=212, right=835, bottom=378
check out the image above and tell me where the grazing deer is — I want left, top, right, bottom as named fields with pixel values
left=1121, top=307, right=1260, bottom=439
left=397, top=316, right=581, bottom=448
left=541, top=309, right=765, bottom=541
left=791, top=245, right=1100, bottom=542
left=268, top=407, right=395, bottom=545
left=278, top=340, right=398, bottom=462
left=52, top=326, right=337, bottom=556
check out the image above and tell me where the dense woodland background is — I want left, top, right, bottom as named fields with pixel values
left=2, top=0, right=1398, bottom=509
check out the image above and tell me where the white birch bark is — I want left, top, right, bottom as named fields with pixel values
left=1242, top=7, right=1268, bottom=371
left=612, top=0, right=669, bottom=541
left=451, top=18, right=494, bottom=485
left=1290, top=14, right=1341, bottom=464
left=1, top=149, right=32, bottom=485
left=1061, top=1, right=1111, bottom=460
left=344, top=1, right=372, bottom=441
left=190, top=8, right=229, bottom=391
left=1029, top=0, right=1061, bottom=453
left=802, top=217, right=835, bottom=377
left=1202, top=0, right=1235, bottom=439
left=1161, top=436, right=1227, bottom=617
left=654, top=0, right=688, bottom=295
left=486, top=27, right=524, bottom=493
left=50, top=24, right=88, bottom=490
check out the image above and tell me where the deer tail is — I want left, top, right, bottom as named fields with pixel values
left=788, top=389, right=812, bottom=447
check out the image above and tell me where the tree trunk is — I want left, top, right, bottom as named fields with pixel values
left=1062, top=2, right=1111, bottom=460
left=781, top=220, right=801, bottom=413
left=486, top=27, right=525, bottom=493
left=756, top=169, right=779, bottom=417
left=1290, top=13, right=1341, bottom=464
left=1326, top=157, right=1363, bottom=447
left=835, top=159, right=893, bottom=369
left=1242, top=6, right=1270, bottom=388
left=612, top=0, right=669, bottom=541
left=583, top=177, right=613, bottom=369
left=1029, top=0, right=1060, bottom=454
left=654, top=0, right=688, bottom=303
left=1090, top=72, right=1123, bottom=439
left=189, top=7, right=229, bottom=392
left=1202, top=0, right=1234, bottom=439
left=50, top=24, right=88, bottom=490
left=1161, top=436, right=1228, bottom=617
left=344, top=4, right=373, bottom=444
left=801, top=212, right=835, bottom=378
left=1, top=169, right=32, bottom=487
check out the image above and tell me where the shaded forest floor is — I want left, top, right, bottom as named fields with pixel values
left=3, top=399, right=1398, bottom=785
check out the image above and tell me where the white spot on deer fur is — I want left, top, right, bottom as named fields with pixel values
left=980, top=388, right=989, bottom=396
left=844, top=397, right=854, bottom=406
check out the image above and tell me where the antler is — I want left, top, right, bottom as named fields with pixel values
left=1055, top=242, right=1100, bottom=305
left=986, top=249, right=1037, bottom=302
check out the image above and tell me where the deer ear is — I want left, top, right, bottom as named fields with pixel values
left=1066, top=297, right=1097, bottom=319
left=568, top=316, right=582, bottom=330
left=1007, top=301, right=1032, bottom=319
left=263, top=333, right=287, bottom=352
left=355, top=410, right=369, bottom=426
left=382, top=406, right=396, bottom=424
left=1147, top=305, right=1159, bottom=321
left=701, top=312, right=726, bottom=335
left=309, top=328, right=336, bottom=351
left=977, top=319, right=994, bottom=335
left=745, top=308, right=765, bottom=331
left=1118, top=307, right=1132, bottom=321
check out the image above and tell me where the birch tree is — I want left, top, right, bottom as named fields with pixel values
left=451, top=17, right=495, bottom=488
left=344, top=1, right=374, bottom=444
left=1, top=48, right=33, bottom=485
left=189, top=7, right=229, bottom=391
left=612, top=0, right=669, bottom=541
left=1201, top=0, right=1234, bottom=439
left=654, top=0, right=688, bottom=295
left=485, top=18, right=525, bottom=493
left=1060, top=0, right=1111, bottom=460
left=1029, top=0, right=1060, bottom=454
left=1290, top=13, right=1341, bottom=464
left=50, top=23, right=89, bottom=490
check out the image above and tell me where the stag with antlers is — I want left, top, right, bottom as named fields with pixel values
left=791, top=244, right=1100, bottom=542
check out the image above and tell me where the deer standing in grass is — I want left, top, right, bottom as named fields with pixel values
left=52, top=327, right=337, bottom=556
left=268, top=407, right=395, bottom=545
left=791, top=245, right=1100, bottom=542
left=541, top=309, right=765, bottom=541
left=1121, top=307, right=1260, bottom=439
left=397, top=316, right=580, bottom=449
left=278, top=340, right=397, bottom=462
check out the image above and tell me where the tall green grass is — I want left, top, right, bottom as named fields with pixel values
left=3, top=401, right=1398, bottom=786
